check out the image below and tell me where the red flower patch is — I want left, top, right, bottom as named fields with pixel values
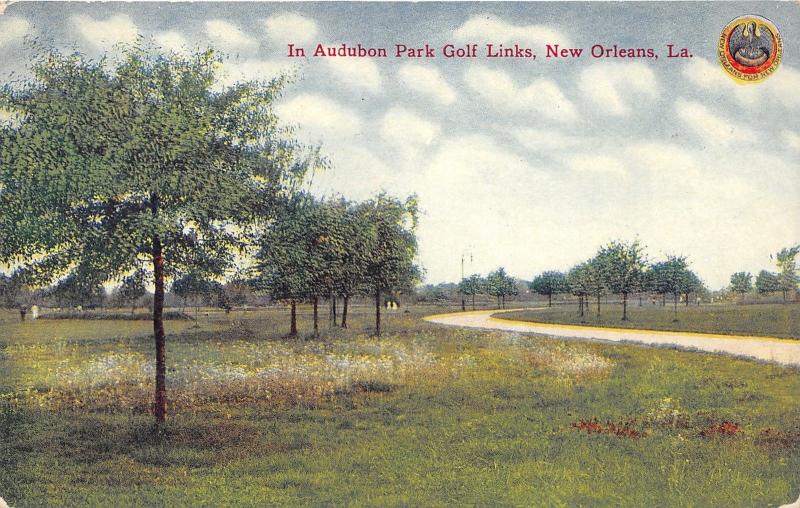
left=572, top=418, right=641, bottom=439
left=700, top=421, right=740, bottom=437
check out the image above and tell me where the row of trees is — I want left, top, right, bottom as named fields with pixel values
left=534, top=241, right=702, bottom=321
left=251, top=193, right=419, bottom=337
left=458, top=267, right=517, bottom=310
left=729, top=245, right=799, bottom=300
left=461, top=241, right=704, bottom=321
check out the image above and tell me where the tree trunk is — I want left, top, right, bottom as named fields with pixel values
left=685, top=292, right=689, bottom=306
left=673, top=293, right=678, bottom=322
left=332, top=297, right=338, bottom=326
left=341, top=296, right=349, bottom=329
left=496, top=296, right=500, bottom=309
left=597, top=294, right=601, bottom=318
left=638, top=295, right=642, bottom=307
left=313, top=297, right=318, bottom=335
left=662, top=294, right=666, bottom=306
left=472, top=294, right=476, bottom=311
left=461, top=297, right=466, bottom=312
left=578, top=296, right=584, bottom=317
left=152, top=235, right=166, bottom=424
left=548, top=293, right=552, bottom=307
left=375, top=289, right=381, bottom=337
left=622, top=293, right=628, bottom=320
left=502, top=295, right=505, bottom=309
left=290, top=301, right=297, bottom=337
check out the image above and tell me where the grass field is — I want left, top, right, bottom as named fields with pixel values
left=500, top=302, right=800, bottom=340
left=1, top=305, right=799, bottom=506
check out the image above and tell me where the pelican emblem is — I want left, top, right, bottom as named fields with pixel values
left=718, top=15, right=782, bottom=83
left=729, top=21, right=773, bottom=67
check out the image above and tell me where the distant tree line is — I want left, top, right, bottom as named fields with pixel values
left=729, top=244, right=799, bottom=301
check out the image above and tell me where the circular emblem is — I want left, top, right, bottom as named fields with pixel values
left=719, top=15, right=782, bottom=83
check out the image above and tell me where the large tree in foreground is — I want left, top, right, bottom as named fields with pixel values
left=0, top=45, right=311, bottom=422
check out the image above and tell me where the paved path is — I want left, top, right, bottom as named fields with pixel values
left=424, top=309, right=800, bottom=367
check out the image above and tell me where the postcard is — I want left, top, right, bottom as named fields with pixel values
left=0, top=2, right=798, bottom=506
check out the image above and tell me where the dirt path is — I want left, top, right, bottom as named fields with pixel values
left=424, top=309, right=800, bottom=367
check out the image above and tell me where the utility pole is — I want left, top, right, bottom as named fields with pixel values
left=460, top=247, right=474, bottom=312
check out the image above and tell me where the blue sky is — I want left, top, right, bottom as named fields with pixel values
left=1, top=2, right=798, bottom=288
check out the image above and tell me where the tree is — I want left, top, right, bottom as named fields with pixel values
left=755, top=270, right=781, bottom=295
left=775, top=246, right=799, bottom=301
left=358, top=195, right=420, bottom=336
left=584, top=257, right=607, bottom=318
left=651, top=256, right=688, bottom=321
left=0, top=46, right=312, bottom=423
left=172, top=272, right=214, bottom=319
left=459, top=274, right=484, bottom=311
left=486, top=267, right=517, bottom=309
left=680, top=270, right=702, bottom=306
left=48, top=274, right=106, bottom=309
left=567, top=263, right=591, bottom=319
left=118, top=269, right=147, bottom=314
left=596, top=240, right=647, bottom=320
left=322, top=199, right=372, bottom=330
left=253, top=198, right=317, bottom=337
left=729, top=272, right=753, bottom=300
left=530, top=271, right=568, bottom=307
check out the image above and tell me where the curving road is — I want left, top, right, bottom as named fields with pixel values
left=424, top=309, right=800, bottom=367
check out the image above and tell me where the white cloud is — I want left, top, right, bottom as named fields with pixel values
left=782, top=130, right=800, bottom=152
left=380, top=107, right=440, bottom=151
left=512, top=128, right=587, bottom=152
left=768, top=66, right=800, bottom=110
left=264, top=13, right=318, bottom=46
left=71, top=14, right=138, bottom=49
left=0, top=16, right=31, bottom=47
left=682, top=58, right=800, bottom=110
left=578, top=62, right=658, bottom=116
left=276, top=93, right=362, bottom=143
left=215, top=59, right=295, bottom=89
left=675, top=98, right=756, bottom=147
left=454, top=15, right=570, bottom=48
left=398, top=63, right=457, bottom=105
left=464, top=65, right=577, bottom=122
left=564, top=154, right=626, bottom=176
left=205, top=19, right=257, bottom=52
left=325, top=58, right=382, bottom=94
left=154, top=31, right=189, bottom=54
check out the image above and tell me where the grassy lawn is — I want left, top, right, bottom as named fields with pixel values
left=1, top=305, right=799, bottom=506
left=500, top=303, right=800, bottom=340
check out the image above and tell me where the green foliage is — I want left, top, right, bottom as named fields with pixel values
left=755, top=270, right=781, bottom=295
left=730, top=272, right=753, bottom=294
left=0, top=44, right=313, bottom=288
left=595, top=240, right=647, bottom=297
left=117, top=269, right=147, bottom=309
left=530, top=271, right=568, bottom=298
left=775, top=246, right=799, bottom=297
left=458, top=274, right=484, bottom=297
left=358, top=194, right=421, bottom=297
left=48, top=274, right=106, bottom=308
left=486, top=267, right=517, bottom=306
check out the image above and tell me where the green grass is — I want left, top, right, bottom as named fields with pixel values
left=1, top=305, right=799, bottom=506
left=500, top=302, right=800, bottom=340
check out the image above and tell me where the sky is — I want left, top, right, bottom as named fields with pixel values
left=0, top=2, right=798, bottom=289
